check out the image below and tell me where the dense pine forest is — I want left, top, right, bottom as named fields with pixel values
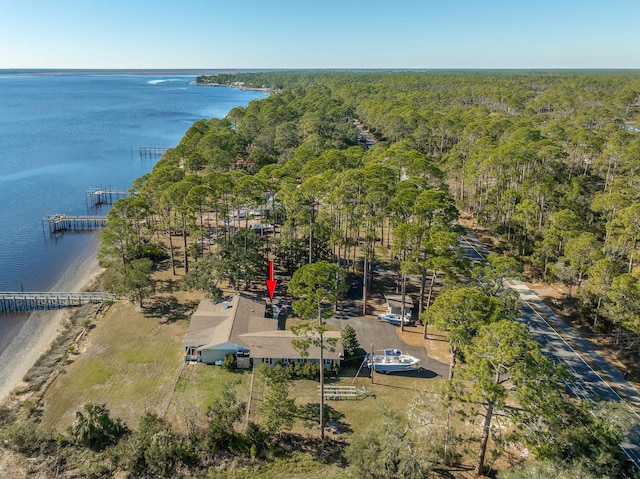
left=3, top=70, right=640, bottom=478
left=196, top=70, right=640, bottom=340
left=191, top=73, right=640, bottom=477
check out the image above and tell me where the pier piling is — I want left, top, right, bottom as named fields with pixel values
left=85, top=188, right=130, bottom=207
left=139, top=147, right=169, bottom=159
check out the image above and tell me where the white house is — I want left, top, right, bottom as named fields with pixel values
left=183, top=293, right=343, bottom=369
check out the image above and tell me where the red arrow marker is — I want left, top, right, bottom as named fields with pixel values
left=266, top=261, right=277, bottom=301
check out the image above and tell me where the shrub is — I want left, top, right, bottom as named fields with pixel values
left=206, top=383, right=246, bottom=451
left=282, top=361, right=322, bottom=380
left=144, top=429, right=183, bottom=477
left=107, top=435, right=146, bottom=473
left=107, top=412, right=198, bottom=475
left=244, top=421, right=268, bottom=458
left=301, top=361, right=320, bottom=380
left=341, top=324, right=360, bottom=358
left=135, top=241, right=168, bottom=262
left=221, top=353, right=237, bottom=371
left=1, top=420, right=55, bottom=456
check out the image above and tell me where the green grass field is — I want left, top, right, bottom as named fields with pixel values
left=37, top=288, right=462, bottom=479
left=41, top=291, right=446, bottom=438
left=41, top=298, right=191, bottom=430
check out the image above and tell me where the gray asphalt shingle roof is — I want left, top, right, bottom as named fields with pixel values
left=183, top=293, right=343, bottom=360
left=182, top=293, right=271, bottom=349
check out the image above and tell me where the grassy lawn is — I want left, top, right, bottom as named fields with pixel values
left=165, top=363, right=253, bottom=432
left=167, top=362, right=449, bottom=439
left=41, top=289, right=449, bottom=438
left=34, top=285, right=482, bottom=476
left=204, top=453, right=352, bottom=479
left=40, top=293, right=195, bottom=431
left=34, top=261, right=468, bottom=473
left=287, top=370, right=448, bottom=434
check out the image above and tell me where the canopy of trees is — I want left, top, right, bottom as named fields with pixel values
left=87, top=69, right=640, bottom=477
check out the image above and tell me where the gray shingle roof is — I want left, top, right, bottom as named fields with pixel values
left=182, top=293, right=271, bottom=349
left=183, top=293, right=343, bottom=361
left=237, top=330, right=343, bottom=360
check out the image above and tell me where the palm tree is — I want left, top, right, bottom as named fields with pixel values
left=68, top=402, right=127, bottom=450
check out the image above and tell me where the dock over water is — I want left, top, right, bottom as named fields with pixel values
left=85, top=188, right=130, bottom=207
left=0, top=292, right=116, bottom=312
left=43, top=214, right=108, bottom=234
left=139, top=147, right=169, bottom=159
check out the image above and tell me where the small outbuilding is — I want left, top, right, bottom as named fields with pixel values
left=384, top=293, right=414, bottom=318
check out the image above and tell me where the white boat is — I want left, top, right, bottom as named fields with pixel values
left=377, top=312, right=412, bottom=325
left=366, top=349, right=420, bottom=372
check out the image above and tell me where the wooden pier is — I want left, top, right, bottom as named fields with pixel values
left=85, top=188, right=130, bottom=207
left=0, top=292, right=116, bottom=312
left=139, top=147, right=169, bottom=159
left=43, top=214, right=108, bottom=234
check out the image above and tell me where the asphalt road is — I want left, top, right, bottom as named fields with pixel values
left=460, top=233, right=640, bottom=468
left=325, top=231, right=640, bottom=467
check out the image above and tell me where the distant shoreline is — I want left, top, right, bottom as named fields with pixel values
left=0, top=75, right=265, bottom=405
left=195, top=81, right=274, bottom=93
left=0, top=69, right=282, bottom=77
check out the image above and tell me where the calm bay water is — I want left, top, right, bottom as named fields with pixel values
left=0, top=72, right=266, bottom=352
left=0, top=73, right=266, bottom=291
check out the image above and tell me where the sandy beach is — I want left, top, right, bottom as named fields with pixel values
left=0, top=233, right=104, bottom=405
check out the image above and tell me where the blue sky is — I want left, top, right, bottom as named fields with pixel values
left=0, top=0, right=638, bottom=69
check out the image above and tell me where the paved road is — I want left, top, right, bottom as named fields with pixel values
left=461, top=233, right=640, bottom=468
left=461, top=234, right=640, bottom=403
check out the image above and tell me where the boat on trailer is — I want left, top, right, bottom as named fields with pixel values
left=377, top=312, right=412, bottom=326
left=365, top=349, right=420, bottom=373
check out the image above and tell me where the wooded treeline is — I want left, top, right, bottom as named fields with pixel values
left=93, top=70, right=640, bottom=476
left=101, top=78, right=465, bottom=322
left=197, top=70, right=640, bottom=346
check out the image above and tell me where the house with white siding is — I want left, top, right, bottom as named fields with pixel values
left=183, top=293, right=343, bottom=369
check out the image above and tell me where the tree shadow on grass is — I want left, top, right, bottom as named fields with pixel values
left=297, top=402, right=353, bottom=436
left=155, top=278, right=180, bottom=294
left=143, top=295, right=198, bottom=324
left=153, top=257, right=173, bottom=273
left=432, top=467, right=469, bottom=479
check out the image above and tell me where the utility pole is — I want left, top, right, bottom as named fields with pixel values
left=371, top=343, right=375, bottom=384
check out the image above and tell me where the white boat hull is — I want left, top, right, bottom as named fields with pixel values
left=366, top=349, right=420, bottom=372
left=377, top=313, right=412, bottom=325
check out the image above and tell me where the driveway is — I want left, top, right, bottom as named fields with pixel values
left=327, top=314, right=450, bottom=379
